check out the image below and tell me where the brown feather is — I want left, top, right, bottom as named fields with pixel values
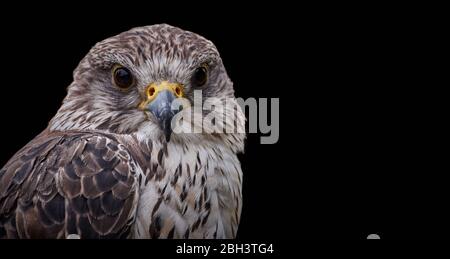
left=0, top=131, right=138, bottom=238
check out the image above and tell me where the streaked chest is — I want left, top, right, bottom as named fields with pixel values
left=132, top=141, right=242, bottom=238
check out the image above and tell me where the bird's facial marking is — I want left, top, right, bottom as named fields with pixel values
left=112, top=64, right=135, bottom=90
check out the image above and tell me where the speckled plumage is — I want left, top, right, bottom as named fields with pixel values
left=0, top=24, right=245, bottom=239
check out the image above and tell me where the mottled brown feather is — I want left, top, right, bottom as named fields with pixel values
left=0, top=130, right=138, bottom=239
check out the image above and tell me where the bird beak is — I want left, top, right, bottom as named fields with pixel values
left=139, top=81, right=184, bottom=142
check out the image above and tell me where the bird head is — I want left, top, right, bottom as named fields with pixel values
left=49, top=24, right=245, bottom=150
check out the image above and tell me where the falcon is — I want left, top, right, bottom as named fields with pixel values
left=0, top=24, right=245, bottom=239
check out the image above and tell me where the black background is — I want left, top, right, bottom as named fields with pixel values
left=0, top=1, right=446, bottom=241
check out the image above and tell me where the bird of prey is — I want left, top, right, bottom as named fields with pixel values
left=0, top=24, right=245, bottom=239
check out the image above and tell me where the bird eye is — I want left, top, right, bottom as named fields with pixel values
left=191, top=66, right=208, bottom=87
left=112, top=65, right=134, bottom=89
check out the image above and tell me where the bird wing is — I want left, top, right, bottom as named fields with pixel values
left=0, top=131, right=139, bottom=239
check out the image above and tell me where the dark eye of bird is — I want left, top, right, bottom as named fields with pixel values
left=113, top=65, right=134, bottom=89
left=192, top=66, right=208, bottom=86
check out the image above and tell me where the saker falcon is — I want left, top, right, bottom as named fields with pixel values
left=0, top=24, right=245, bottom=239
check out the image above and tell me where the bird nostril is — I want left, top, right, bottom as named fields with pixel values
left=148, top=87, right=156, bottom=97
left=175, top=86, right=181, bottom=97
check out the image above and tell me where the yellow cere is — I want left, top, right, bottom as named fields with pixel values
left=139, top=81, right=184, bottom=109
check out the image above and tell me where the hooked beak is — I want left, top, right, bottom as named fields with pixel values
left=139, top=81, right=184, bottom=142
